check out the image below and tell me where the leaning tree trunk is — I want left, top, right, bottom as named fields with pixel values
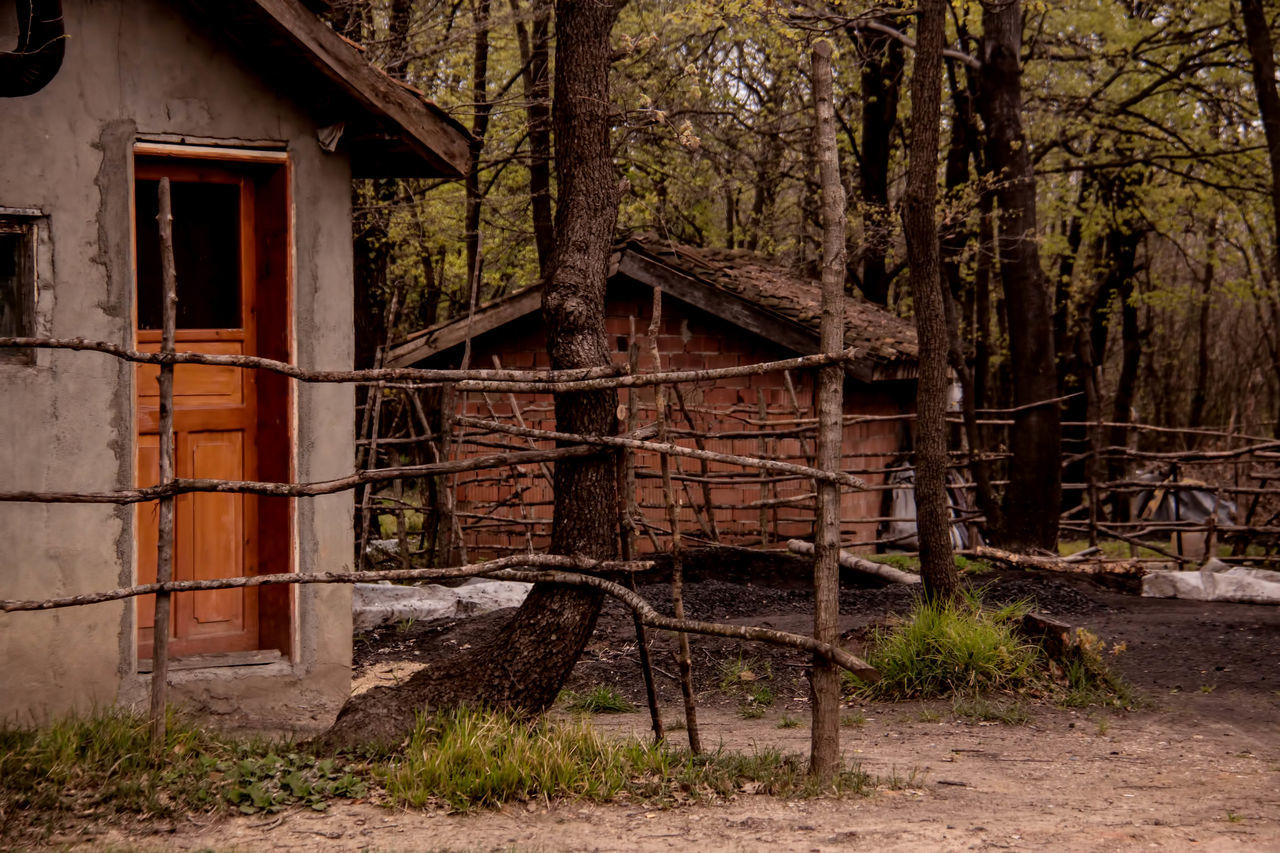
left=901, top=0, right=959, bottom=601
left=978, top=1, right=1062, bottom=551
left=316, top=0, right=625, bottom=751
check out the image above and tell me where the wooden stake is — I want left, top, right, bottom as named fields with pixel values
left=650, top=288, right=701, bottom=754
left=810, top=39, right=848, bottom=784
left=621, top=321, right=664, bottom=743
left=150, top=178, right=178, bottom=753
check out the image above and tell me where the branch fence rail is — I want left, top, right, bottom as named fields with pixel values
left=4, top=195, right=1280, bottom=746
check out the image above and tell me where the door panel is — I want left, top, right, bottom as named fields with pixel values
left=135, top=160, right=270, bottom=662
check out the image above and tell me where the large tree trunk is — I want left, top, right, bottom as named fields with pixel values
left=939, top=51, right=1001, bottom=536
left=317, top=0, right=625, bottom=751
left=852, top=14, right=905, bottom=305
left=978, top=2, right=1062, bottom=551
left=1241, top=0, right=1280, bottom=427
left=902, top=0, right=959, bottom=601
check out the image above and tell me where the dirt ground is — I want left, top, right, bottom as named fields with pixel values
left=45, top=558, right=1280, bottom=850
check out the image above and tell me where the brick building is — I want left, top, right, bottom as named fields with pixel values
left=385, top=235, right=919, bottom=556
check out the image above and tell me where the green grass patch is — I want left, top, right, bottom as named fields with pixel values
left=848, top=591, right=1133, bottom=711
left=0, top=708, right=368, bottom=832
left=379, top=707, right=871, bottom=811
left=717, top=654, right=776, bottom=718
left=5, top=707, right=884, bottom=826
left=559, top=685, right=637, bottom=714
left=850, top=591, right=1040, bottom=699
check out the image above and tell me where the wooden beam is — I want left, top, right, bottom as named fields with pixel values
left=385, top=287, right=543, bottom=367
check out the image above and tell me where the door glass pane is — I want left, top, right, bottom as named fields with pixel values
left=136, top=180, right=241, bottom=330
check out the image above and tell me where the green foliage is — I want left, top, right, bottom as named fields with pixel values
left=851, top=592, right=1041, bottom=699
left=379, top=707, right=871, bottom=811
left=0, top=709, right=368, bottom=826
left=560, top=686, right=638, bottom=715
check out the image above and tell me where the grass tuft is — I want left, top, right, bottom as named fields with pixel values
left=850, top=591, right=1040, bottom=699
left=560, top=685, right=637, bottom=715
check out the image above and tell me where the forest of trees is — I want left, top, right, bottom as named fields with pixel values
left=331, top=0, right=1280, bottom=509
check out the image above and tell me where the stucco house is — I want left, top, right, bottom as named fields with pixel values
left=385, top=235, right=919, bottom=557
left=0, top=0, right=468, bottom=727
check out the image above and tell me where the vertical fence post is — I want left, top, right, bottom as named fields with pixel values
left=810, top=37, right=848, bottom=784
left=651, top=288, right=701, bottom=754
left=150, top=178, right=178, bottom=752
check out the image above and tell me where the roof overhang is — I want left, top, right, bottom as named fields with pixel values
left=180, top=0, right=471, bottom=179
left=385, top=247, right=916, bottom=384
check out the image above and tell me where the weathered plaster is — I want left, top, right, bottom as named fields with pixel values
left=0, top=0, right=356, bottom=728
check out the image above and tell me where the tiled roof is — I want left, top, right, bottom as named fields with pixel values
left=620, top=234, right=918, bottom=365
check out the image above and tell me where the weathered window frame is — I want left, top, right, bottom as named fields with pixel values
left=0, top=211, right=37, bottom=364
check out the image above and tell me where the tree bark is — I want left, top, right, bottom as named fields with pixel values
left=512, top=0, right=555, bottom=272
left=901, top=0, right=959, bottom=601
left=978, top=2, right=1062, bottom=551
left=852, top=15, right=906, bottom=305
left=317, top=0, right=625, bottom=751
left=809, top=38, right=846, bottom=784
left=1241, top=0, right=1280, bottom=431
left=464, top=0, right=494, bottom=302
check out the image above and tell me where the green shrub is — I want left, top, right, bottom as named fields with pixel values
left=853, top=592, right=1041, bottom=699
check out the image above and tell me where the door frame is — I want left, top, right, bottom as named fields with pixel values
left=130, top=142, right=296, bottom=665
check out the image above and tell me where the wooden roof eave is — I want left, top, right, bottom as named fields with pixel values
left=384, top=287, right=543, bottom=369
left=384, top=248, right=919, bottom=383
left=181, top=0, right=471, bottom=179
left=616, top=250, right=907, bottom=385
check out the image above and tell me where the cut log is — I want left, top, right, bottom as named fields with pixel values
left=787, top=539, right=922, bottom=584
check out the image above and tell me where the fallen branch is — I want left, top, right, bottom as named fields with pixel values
left=492, top=569, right=880, bottom=680
left=787, top=539, right=921, bottom=584
left=972, top=545, right=1146, bottom=576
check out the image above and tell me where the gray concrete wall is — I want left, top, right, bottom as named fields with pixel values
left=0, top=0, right=354, bottom=728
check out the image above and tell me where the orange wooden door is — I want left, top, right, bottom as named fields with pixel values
left=135, top=164, right=260, bottom=661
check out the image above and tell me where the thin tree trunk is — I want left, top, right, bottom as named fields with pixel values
left=464, top=0, right=494, bottom=301
left=901, top=0, right=959, bottom=600
left=852, top=15, right=905, bottom=305
left=512, top=0, right=554, bottom=271
left=809, top=39, right=846, bottom=784
left=1188, top=223, right=1218, bottom=438
left=978, top=1, right=1061, bottom=550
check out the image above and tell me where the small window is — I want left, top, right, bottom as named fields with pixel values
left=0, top=217, right=35, bottom=362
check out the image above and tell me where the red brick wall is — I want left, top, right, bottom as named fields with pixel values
left=445, top=281, right=911, bottom=556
